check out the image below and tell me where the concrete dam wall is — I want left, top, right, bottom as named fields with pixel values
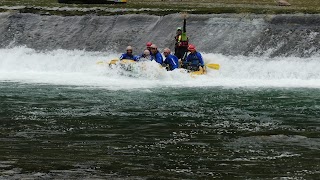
left=0, top=12, right=319, bottom=57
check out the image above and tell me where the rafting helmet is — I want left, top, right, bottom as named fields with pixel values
left=188, top=44, right=196, bottom=51
left=146, top=42, right=152, bottom=47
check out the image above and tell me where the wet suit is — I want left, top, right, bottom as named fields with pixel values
left=174, top=18, right=189, bottom=61
left=151, top=51, right=164, bottom=64
left=182, top=51, right=204, bottom=71
left=119, top=53, right=139, bottom=61
left=163, top=54, right=179, bottom=71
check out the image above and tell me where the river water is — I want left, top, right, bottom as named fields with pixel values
left=0, top=47, right=320, bottom=179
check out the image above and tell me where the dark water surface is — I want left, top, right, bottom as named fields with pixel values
left=0, top=82, right=320, bottom=179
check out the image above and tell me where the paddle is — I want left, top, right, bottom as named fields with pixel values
left=96, top=61, right=105, bottom=65
left=205, top=63, right=220, bottom=70
left=96, top=59, right=137, bottom=65
left=96, top=59, right=119, bottom=65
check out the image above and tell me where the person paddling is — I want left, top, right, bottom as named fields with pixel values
left=146, top=42, right=153, bottom=52
left=182, top=44, right=204, bottom=71
left=119, top=46, right=139, bottom=61
left=139, top=42, right=153, bottom=60
left=163, top=48, right=179, bottom=71
left=141, top=49, right=152, bottom=60
left=174, top=13, right=189, bottom=62
left=150, top=44, right=163, bottom=64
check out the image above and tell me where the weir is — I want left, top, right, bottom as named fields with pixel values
left=0, top=12, right=319, bottom=57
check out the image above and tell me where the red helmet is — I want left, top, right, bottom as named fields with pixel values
left=188, top=44, right=196, bottom=51
left=146, top=42, right=152, bottom=47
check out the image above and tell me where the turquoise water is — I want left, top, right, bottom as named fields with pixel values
left=1, top=11, right=320, bottom=179
left=1, top=47, right=320, bottom=179
left=1, top=82, right=319, bottom=179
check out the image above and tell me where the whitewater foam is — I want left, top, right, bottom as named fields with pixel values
left=0, top=47, right=320, bottom=89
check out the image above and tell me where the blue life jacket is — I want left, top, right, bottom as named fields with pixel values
left=164, top=54, right=179, bottom=70
left=120, top=53, right=139, bottom=61
left=185, top=52, right=204, bottom=66
left=151, top=51, right=163, bottom=64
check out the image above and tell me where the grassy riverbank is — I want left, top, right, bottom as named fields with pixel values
left=0, top=0, right=319, bottom=15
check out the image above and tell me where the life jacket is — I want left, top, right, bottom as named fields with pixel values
left=120, top=53, right=138, bottom=61
left=126, top=55, right=135, bottom=60
left=176, top=33, right=188, bottom=47
left=188, top=53, right=200, bottom=66
left=151, top=51, right=163, bottom=64
left=165, top=55, right=179, bottom=70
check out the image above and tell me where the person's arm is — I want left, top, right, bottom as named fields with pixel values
left=183, top=18, right=186, bottom=33
left=172, top=56, right=179, bottom=69
left=176, top=55, right=181, bottom=68
left=182, top=51, right=188, bottom=61
left=150, top=54, right=155, bottom=61
left=155, top=53, right=162, bottom=64
left=162, top=57, right=168, bottom=67
left=175, top=35, right=179, bottom=47
left=184, top=54, right=190, bottom=64
left=181, top=18, right=187, bottom=41
left=157, top=53, right=164, bottom=64
left=134, top=55, right=140, bottom=61
left=164, top=57, right=168, bottom=64
left=198, top=53, right=204, bottom=66
left=119, top=54, right=125, bottom=60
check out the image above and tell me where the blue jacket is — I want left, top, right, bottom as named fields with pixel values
left=164, top=54, right=179, bottom=70
left=185, top=52, right=204, bottom=66
left=120, top=53, right=139, bottom=61
left=151, top=51, right=163, bottom=64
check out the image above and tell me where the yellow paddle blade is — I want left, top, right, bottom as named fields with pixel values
left=109, top=59, right=119, bottom=64
left=96, top=61, right=105, bottom=65
left=96, top=59, right=120, bottom=65
left=206, top=63, right=220, bottom=70
left=109, top=59, right=136, bottom=65
left=120, top=59, right=136, bottom=64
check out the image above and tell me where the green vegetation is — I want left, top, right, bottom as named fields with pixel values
left=0, top=0, right=319, bottom=15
